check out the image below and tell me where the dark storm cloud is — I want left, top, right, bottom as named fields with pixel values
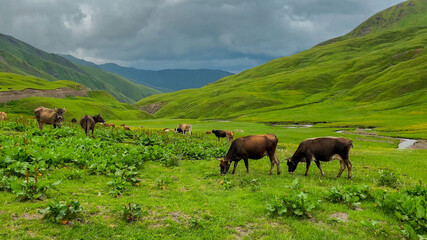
left=0, top=0, right=403, bottom=72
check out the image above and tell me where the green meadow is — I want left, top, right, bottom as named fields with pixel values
left=0, top=116, right=426, bottom=239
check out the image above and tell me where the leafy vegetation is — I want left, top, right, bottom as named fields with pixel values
left=39, top=200, right=83, bottom=224
left=325, top=184, right=371, bottom=208
left=377, top=170, right=401, bottom=188
left=121, top=202, right=143, bottom=223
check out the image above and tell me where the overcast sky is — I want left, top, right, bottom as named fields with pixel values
left=0, top=0, right=403, bottom=73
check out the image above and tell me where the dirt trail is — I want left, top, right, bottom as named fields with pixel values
left=0, top=87, right=87, bottom=103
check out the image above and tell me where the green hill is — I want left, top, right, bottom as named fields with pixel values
left=0, top=72, right=152, bottom=120
left=0, top=33, right=160, bottom=103
left=135, top=0, right=427, bottom=135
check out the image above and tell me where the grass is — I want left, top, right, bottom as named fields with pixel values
left=0, top=116, right=426, bottom=239
left=0, top=72, right=82, bottom=92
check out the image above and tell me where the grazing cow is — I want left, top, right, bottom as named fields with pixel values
left=219, top=134, right=280, bottom=175
left=163, top=128, right=170, bottom=132
left=120, top=124, right=131, bottom=131
left=71, top=118, right=77, bottom=123
left=0, top=112, right=7, bottom=120
left=287, top=137, right=353, bottom=179
left=212, top=129, right=234, bottom=141
left=80, top=114, right=105, bottom=136
left=205, top=131, right=211, bottom=134
left=103, top=123, right=115, bottom=128
left=34, top=107, right=66, bottom=130
left=174, top=124, right=192, bottom=135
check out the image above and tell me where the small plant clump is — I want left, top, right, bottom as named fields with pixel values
left=377, top=170, right=400, bottom=188
left=325, top=184, right=371, bottom=208
left=39, top=200, right=83, bottom=224
left=121, top=202, right=143, bottom=223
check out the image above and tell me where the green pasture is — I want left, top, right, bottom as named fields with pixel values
left=0, top=116, right=426, bottom=239
left=0, top=73, right=82, bottom=92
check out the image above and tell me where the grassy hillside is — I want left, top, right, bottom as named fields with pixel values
left=0, top=33, right=160, bottom=103
left=0, top=72, right=82, bottom=92
left=136, top=0, right=427, bottom=137
left=0, top=73, right=151, bottom=121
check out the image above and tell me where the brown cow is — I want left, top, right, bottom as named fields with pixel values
left=212, top=129, right=234, bottom=141
left=175, top=124, right=192, bottom=135
left=102, top=123, right=115, bottom=128
left=219, top=134, right=280, bottom=175
left=287, top=137, right=353, bottom=179
left=121, top=124, right=131, bottom=131
left=80, top=114, right=105, bottom=136
left=0, top=112, right=7, bottom=120
left=71, top=118, right=77, bottom=123
left=34, top=107, right=66, bottom=130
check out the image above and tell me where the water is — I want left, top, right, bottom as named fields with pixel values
left=398, top=139, right=417, bottom=149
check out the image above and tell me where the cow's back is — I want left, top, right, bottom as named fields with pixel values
left=230, top=134, right=278, bottom=159
left=297, top=137, right=352, bottom=161
left=34, top=107, right=54, bottom=123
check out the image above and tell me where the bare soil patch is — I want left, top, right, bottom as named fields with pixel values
left=329, top=212, right=349, bottom=222
left=139, top=102, right=165, bottom=114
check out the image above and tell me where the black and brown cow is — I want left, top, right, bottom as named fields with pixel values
left=71, top=118, right=77, bottom=123
left=34, top=107, right=66, bottom=130
left=287, top=137, right=353, bottom=179
left=80, top=114, right=105, bottom=136
left=219, top=134, right=280, bottom=175
left=212, top=129, right=235, bottom=141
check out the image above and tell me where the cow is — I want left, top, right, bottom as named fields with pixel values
left=212, top=129, right=234, bottom=141
left=174, top=124, right=192, bottom=135
left=71, top=118, right=77, bottom=123
left=102, top=123, right=116, bottom=128
left=163, top=128, right=170, bottom=132
left=0, top=112, right=6, bottom=120
left=205, top=131, right=211, bottom=134
left=121, top=124, right=131, bottom=131
left=219, top=134, right=280, bottom=175
left=34, top=107, right=66, bottom=130
left=286, top=137, right=353, bottom=179
left=80, top=114, right=105, bottom=136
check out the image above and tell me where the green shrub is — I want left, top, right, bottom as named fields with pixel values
left=39, top=200, right=83, bottom=224
left=121, top=202, right=143, bottom=223
left=377, top=170, right=400, bottom=188
left=325, top=184, right=371, bottom=208
left=267, top=191, right=317, bottom=217
left=107, top=178, right=131, bottom=198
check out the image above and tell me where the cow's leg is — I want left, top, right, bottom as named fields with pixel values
left=275, top=153, right=281, bottom=175
left=92, top=127, right=95, bottom=138
left=337, top=159, right=346, bottom=178
left=244, top=158, right=249, bottom=174
left=304, top=160, right=311, bottom=176
left=345, top=159, right=352, bottom=179
left=268, top=151, right=280, bottom=175
left=231, top=161, right=239, bottom=174
left=36, top=121, right=43, bottom=130
left=315, top=161, right=325, bottom=176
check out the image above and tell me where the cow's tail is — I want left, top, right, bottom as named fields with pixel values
left=350, top=140, right=353, bottom=148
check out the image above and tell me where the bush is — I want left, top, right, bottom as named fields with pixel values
left=377, top=170, right=400, bottom=188
left=121, top=202, right=143, bottom=223
left=267, top=191, right=317, bottom=217
left=39, top=200, right=83, bottom=224
left=325, top=184, right=371, bottom=208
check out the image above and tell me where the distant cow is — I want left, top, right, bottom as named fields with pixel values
left=205, top=131, right=211, bottom=134
left=71, top=118, right=77, bottom=123
left=103, top=123, right=115, bottom=128
left=0, top=112, right=6, bottom=120
left=34, top=107, right=66, bottom=130
left=163, top=128, right=170, bottom=132
left=212, top=129, right=234, bottom=141
left=219, top=134, right=280, bottom=175
left=174, top=124, right=192, bottom=135
left=287, top=137, right=353, bottom=179
left=120, top=124, right=131, bottom=131
left=80, top=114, right=105, bottom=136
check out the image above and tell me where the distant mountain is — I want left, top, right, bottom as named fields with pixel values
left=61, top=54, right=233, bottom=92
left=135, top=0, right=427, bottom=125
left=0, top=33, right=160, bottom=103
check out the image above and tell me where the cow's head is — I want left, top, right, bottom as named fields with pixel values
left=93, top=114, right=105, bottom=124
left=219, top=159, right=231, bottom=175
left=287, top=158, right=298, bottom=174
left=54, top=108, right=66, bottom=122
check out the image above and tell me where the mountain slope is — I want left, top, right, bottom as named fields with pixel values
left=61, top=54, right=233, bottom=92
left=0, top=33, right=160, bottom=103
left=136, top=0, right=427, bottom=131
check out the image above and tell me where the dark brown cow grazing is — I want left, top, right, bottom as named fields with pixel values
left=80, top=114, right=105, bottom=136
left=212, top=129, right=234, bottom=141
left=287, top=137, right=353, bottom=179
left=219, top=134, right=280, bottom=175
left=34, top=107, right=66, bottom=130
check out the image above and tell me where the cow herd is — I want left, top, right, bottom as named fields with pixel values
left=4, top=106, right=355, bottom=179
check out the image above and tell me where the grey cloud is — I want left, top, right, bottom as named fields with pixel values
left=0, top=0, right=403, bottom=72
